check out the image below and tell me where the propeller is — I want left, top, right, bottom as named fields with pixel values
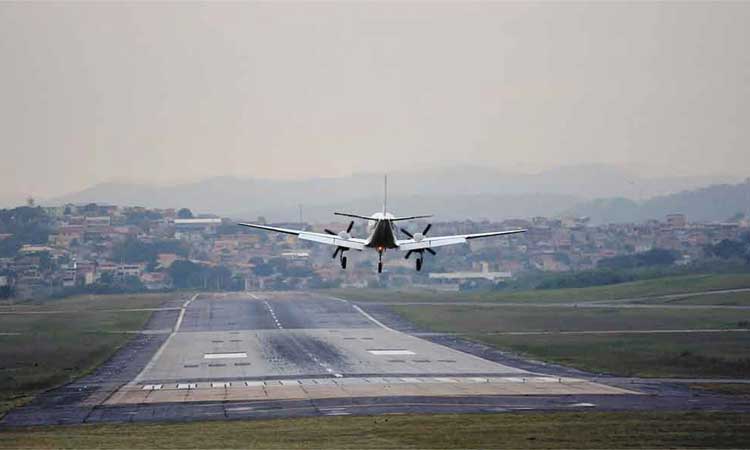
left=403, top=224, right=436, bottom=258
left=326, top=221, right=354, bottom=258
left=405, top=248, right=436, bottom=259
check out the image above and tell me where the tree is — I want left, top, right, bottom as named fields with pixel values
left=708, top=239, right=749, bottom=261
left=0, top=207, right=52, bottom=257
left=253, top=263, right=274, bottom=277
left=598, top=248, right=678, bottom=270
left=168, top=260, right=204, bottom=289
left=177, top=208, right=194, bottom=219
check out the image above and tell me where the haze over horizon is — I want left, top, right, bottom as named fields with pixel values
left=2, top=2, right=750, bottom=205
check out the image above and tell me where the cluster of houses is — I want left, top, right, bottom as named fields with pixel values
left=1, top=202, right=748, bottom=298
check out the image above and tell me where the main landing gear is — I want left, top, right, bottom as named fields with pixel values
left=328, top=221, right=354, bottom=271
left=332, top=247, right=347, bottom=269
left=401, top=224, right=435, bottom=272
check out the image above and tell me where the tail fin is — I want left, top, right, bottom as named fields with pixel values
left=383, top=174, right=388, bottom=215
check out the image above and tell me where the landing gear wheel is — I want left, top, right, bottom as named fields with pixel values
left=377, top=262, right=383, bottom=273
left=341, top=256, right=347, bottom=269
left=416, top=258, right=422, bottom=272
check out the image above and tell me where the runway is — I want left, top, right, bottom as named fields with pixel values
left=105, top=292, right=628, bottom=405
left=6, top=291, right=749, bottom=428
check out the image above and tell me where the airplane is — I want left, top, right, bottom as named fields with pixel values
left=238, top=177, right=526, bottom=273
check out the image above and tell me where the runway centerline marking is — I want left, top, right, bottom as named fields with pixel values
left=263, top=301, right=284, bottom=330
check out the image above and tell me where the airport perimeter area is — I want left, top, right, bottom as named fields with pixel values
left=2, top=292, right=749, bottom=426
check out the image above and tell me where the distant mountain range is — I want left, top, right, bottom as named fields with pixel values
left=567, top=181, right=750, bottom=224
left=45, top=165, right=746, bottom=223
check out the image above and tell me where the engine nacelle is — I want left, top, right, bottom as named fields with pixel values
left=338, top=231, right=351, bottom=240
left=413, top=232, right=424, bottom=242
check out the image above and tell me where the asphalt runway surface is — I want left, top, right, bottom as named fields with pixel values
left=2, top=292, right=750, bottom=427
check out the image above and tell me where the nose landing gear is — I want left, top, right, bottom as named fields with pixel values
left=377, top=249, right=384, bottom=273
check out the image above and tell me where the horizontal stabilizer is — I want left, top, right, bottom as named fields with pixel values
left=334, top=212, right=378, bottom=221
left=390, top=215, right=433, bottom=222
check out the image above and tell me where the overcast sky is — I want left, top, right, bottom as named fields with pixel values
left=1, top=2, right=749, bottom=203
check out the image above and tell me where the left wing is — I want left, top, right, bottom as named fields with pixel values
left=397, top=229, right=526, bottom=251
left=238, top=223, right=366, bottom=250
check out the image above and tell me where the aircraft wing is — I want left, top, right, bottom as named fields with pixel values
left=397, top=229, right=526, bottom=251
left=238, top=223, right=366, bottom=250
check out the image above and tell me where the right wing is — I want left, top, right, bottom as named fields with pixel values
left=238, top=223, right=366, bottom=250
left=397, top=229, right=526, bottom=251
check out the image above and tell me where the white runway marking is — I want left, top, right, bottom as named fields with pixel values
left=433, top=377, right=458, bottom=383
left=368, top=349, right=415, bottom=355
left=263, top=301, right=285, bottom=330
left=132, top=293, right=199, bottom=384
left=400, top=377, right=422, bottom=383
left=351, top=304, right=393, bottom=331
left=204, top=352, right=248, bottom=359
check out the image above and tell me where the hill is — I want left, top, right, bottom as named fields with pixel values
left=568, top=180, right=750, bottom=224
left=46, top=165, right=737, bottom=222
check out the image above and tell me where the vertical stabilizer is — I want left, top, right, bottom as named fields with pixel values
left=383, top=174, right=388, bottom=215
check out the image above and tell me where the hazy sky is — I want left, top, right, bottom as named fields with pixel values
left=1, top=2, right=749, bottom=202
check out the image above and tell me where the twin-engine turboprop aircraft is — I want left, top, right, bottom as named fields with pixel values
left=238, top=177, right=526, bottom=273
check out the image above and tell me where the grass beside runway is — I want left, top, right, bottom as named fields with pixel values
left=392, top=304, right=750, bottom=333
left=632, top=290, right=750, bottom=306
left=473, top=332, right=750, bottom=378
left=689, top=383, right=750, bottom=396
left=328, top=272, right=750, bottom=304
left=390, top=305, right=750, bottom=378
left=0, top=293, right=180, bottom=417
left=0, top=292, right=177, bottom=310
left=0, top=412, right=748, bottom=449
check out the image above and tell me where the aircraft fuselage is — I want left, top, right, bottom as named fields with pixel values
left=363, top=212, right=399, bottom=250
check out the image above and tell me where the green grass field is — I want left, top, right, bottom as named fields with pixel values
left=0, top=412, right=747, bottom=449
left=473, top=332, right=750, bottom=377
left=392, top=304, right=750, bottom=333
left=0, top=293, right=183, bottom=417
left=690, top=383, right=750, bottom=396
left=330, top=272, right=750, bottom=304
left=390, top=304, right=750, bottom=378
left=632, top=290, right=750, bottom=306
left=0, top=292, right=177, bottom=310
